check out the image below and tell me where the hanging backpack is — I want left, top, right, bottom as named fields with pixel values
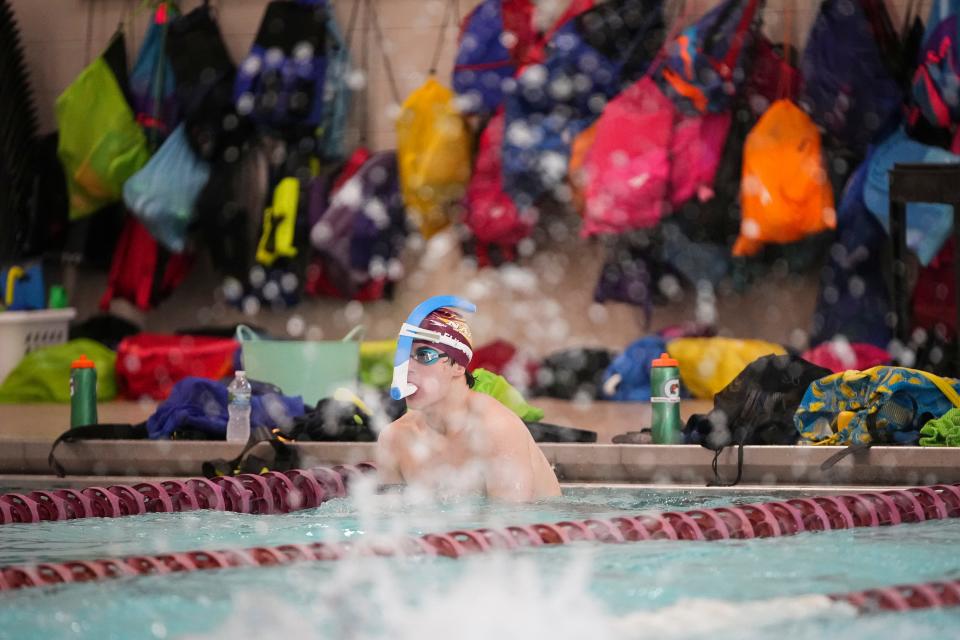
left=452, top=0, right=595, bottom=115
left=734, top=99, right=836, bottom=256
left=913, top=238, right=957, bottom=340
left=458, top=1, right=594, bottom=254
left=100, top=215, right=194, bottom=311
left=744, top=36, right=801, bottom=118
left=580, top=77, right=674, bottom=236
left=592, top=232, right=673, bottom=322
left=256, top=177, right=301, bottom=267
left=396, top=0, right=472, bottom=238
left=233, top=0, right=328, bottom=130
left=319, top=9, right=351, bottom=161
left=55, top=34, right=150, bottom=221
left=500, top=1, right=666, bottom=204
left=129, top=3, right=181, bottom=149
left=452, top=0, right=538, bottom=115
left=303, top=161, right=388, bottom=300
left=574, top=0, right=667, bottom=85
left=654, top=0, right=764, bottom=115
left=310, top=151, right=407, bottom=298
left=670, top=36, right=799, bottom=253
left=465, top=110, right=538, bottom=245
left=123, top=124, right=211, bottom=253
left=165, top=0, right=239, bottom=160
left=799, top=0, right=902, bottom=157
left=810, top=151, right=893, bottom=348
left=100, top=3, right=196, bottom=309
left=668, top=108, right=731, bottom=209
left=396, top=77, right=472, bottom=239
left=911, top=0, right=960, bottom=129
left=246, top=171, right=311, bottom=312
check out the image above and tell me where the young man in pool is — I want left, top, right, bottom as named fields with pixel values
left=376, top=296, right=561, bottom=502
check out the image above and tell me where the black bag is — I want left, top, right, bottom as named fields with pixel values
left=532, top=348, right=614, bottom=400
left=526, top=421, right=597, bottom=443
left=686, top=354, right=831, bottom=486
left=202, top=437, right=302, bottom=477
left=200, top=392, right=382, bottom=477
left=165, top=0, right=242, bottom=160
left=48, top=423, right=148, bottom=477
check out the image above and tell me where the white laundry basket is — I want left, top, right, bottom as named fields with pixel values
left=0, top=308, right=76, bottom=384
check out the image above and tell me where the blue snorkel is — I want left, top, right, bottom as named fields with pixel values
left=390, top=295, right=477, bottom=400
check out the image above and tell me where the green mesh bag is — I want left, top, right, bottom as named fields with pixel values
left=0, top=339, right=117, bottom=403
left=56, top=36, right=150, bottom=220
left=472, top=368, right=544, bottom=422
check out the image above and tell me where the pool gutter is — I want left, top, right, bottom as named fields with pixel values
left=2, top=439, right=959, bottom=487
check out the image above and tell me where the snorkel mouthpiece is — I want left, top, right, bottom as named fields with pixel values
left=390, top=295, right=476, bottom=400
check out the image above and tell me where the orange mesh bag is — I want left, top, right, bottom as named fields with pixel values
left=734, top=98, right=836, bottom=256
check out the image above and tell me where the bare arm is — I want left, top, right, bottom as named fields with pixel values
left=375, top=423, right=405, bottom=486
left=483, top=415, right=536, bottom=502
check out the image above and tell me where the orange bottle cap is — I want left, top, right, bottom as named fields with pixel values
left=71, top=354, right=96, bottom=369
left=651, top=352, right=678, bottom=367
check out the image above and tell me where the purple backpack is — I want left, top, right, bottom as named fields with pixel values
left=800, top=0, right=903, bottom=155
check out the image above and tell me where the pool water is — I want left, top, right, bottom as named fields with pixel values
left=0, top=486, right=958, bottom=639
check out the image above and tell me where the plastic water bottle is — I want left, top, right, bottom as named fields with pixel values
left=226, top=370, right=252, bottom=443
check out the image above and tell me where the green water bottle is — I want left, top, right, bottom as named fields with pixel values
left=70, top=354, right=98, bottom=428
left=651, top=353, right=682, bottom=444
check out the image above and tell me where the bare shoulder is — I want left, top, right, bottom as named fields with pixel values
left=378, top=412, right=416, bottom=445
left=468, top=392, right=530, bottom=441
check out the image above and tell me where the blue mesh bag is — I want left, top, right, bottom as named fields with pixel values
left=123, top=124, right=211, bottom=253
left=319, top=10, right=350, bottom=160
left=130, top=3, right=181, bottom=148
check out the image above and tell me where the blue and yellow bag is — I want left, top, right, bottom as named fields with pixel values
left=795, top=367, right=960, bottom=446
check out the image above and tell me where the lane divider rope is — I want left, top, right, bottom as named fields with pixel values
left=2, top=482, right=959, bottom=592
left=0, top=464, right=375, bottom=525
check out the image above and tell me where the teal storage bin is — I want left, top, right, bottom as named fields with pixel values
left=236, top=325, right=362, bottom=406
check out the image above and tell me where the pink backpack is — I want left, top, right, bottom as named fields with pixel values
left=581, top=77, right=672, bottom=237
left=582, top=77, right=730, bottom=237
left=669, top=109, right=731, bottom=208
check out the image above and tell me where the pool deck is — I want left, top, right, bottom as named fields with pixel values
left=3, top=400, right=960, bottom=489
left=0, top=398, right=704, bottom=444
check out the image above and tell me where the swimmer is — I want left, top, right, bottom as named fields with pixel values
left=376, top=296, right=561, bottom=502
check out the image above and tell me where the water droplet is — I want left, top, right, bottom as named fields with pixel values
left=345, top=301, right=364, bottom=324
